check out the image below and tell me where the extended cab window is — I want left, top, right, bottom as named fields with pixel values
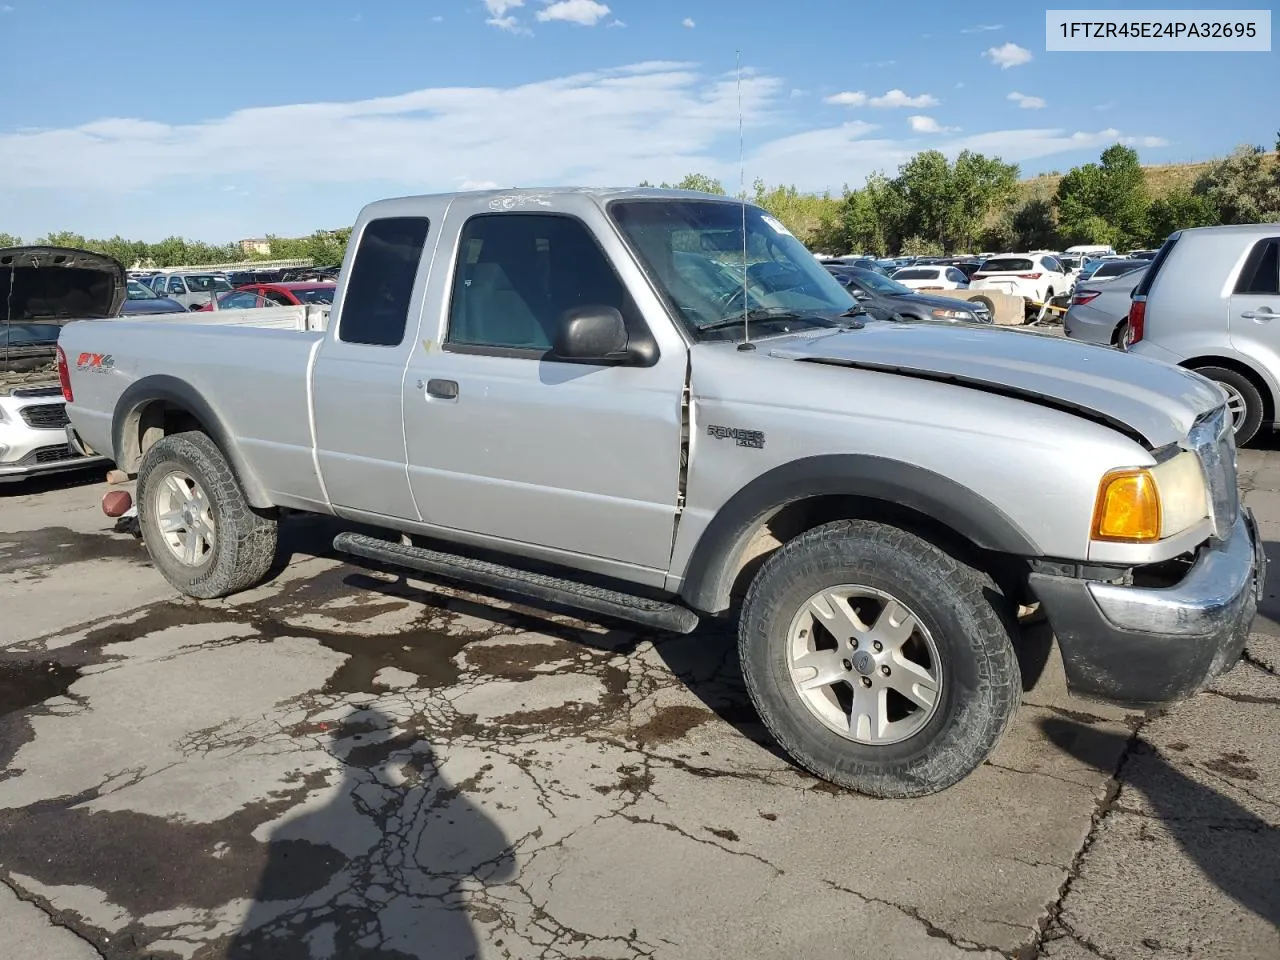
left=339, top=217, right=430, bottom=347
left=447, top=213, right=637, bottom=353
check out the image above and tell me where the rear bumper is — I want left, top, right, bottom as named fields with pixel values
left=1029, top=510, right=1264, bottom=706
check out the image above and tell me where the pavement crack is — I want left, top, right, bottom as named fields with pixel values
left=610, top=813, right=783, bottom=875
left=820, top=879, right=996, bottom=953
left=1018, top=718, right=1143, bottom=959
left=0, top=873, right=108, bottom=960
left=1240, top=648, right=1278, bottom=678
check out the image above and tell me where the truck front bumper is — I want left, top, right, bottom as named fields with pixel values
left=1029, top=510, right=1266, bottom=707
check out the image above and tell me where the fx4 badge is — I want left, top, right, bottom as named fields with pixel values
left=707, top=424, right=765, bottom=449
left=76, top=352, right=115, bottom=372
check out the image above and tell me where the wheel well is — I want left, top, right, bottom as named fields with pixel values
left=119, top=400, right=207, bottom=472
left=725, top=494, right=1029, bottom=610
left=1181, top=356, right=1274, bottom=424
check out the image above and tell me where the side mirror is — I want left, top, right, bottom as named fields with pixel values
left=553, top=306, right=630, bottom=362
left=851, top=288, right=870, bottom=300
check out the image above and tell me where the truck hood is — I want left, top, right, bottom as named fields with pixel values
left=0, top=246, right=127, bottom=323
left=766, top=321, right=1224, bottom=448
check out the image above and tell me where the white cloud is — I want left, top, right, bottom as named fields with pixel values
left=0, top=5, right=14, bottom=11
left=908, top=115, right=959, bottom=134
left=825, top=91, right=868, bottom=106
left=790, top=88, right=806, bottom=98
left=682, top=17, right=695, bottom=28
left=862, top=60, right=896, bottom=68
left=537, top=0, right=610, bottom=26
left=961, top=23, right=1002, bottom=33
left=484, top=0, right=528, bottom=31
left=607, top=19, right=626, bottom=27
left=1007, top=91, right=1046, bottom=109
left=0, top=61, right=1170, bottom=239
left=984, top=42, right=1032, bottom=68
left=868, top=89, right=938, bottom=108
left=432, top=15, right=444, bottom=22
left=1120, top=135, right=1170, bottom=148
left=1095, top=101, right=1115, bottom=111
left=955, top=82, right=965, bottom=89
left=459, top=178, right=501, bottom=190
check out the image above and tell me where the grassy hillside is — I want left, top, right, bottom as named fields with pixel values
left=1017, top=154, right=1276, bottom=202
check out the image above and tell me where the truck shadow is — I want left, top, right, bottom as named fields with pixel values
left=227, top=706, right=514, bottom=959
left=1040, top=717, right=1280, bottom=930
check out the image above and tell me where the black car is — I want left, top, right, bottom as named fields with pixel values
left=824, top=265, right=992, bottom=324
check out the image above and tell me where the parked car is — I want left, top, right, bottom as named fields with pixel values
left=970, top=253, right=1070, bottom=306
left=1078, top=258, right=1147, bottom=284
left=195, top=281, right=337, bottom=311
left=121, top=279, right=188, bottom=315
left=1123, top=224, right=1280, bottom=445
left=0, top=245, right=118, bottom=481
left=826, top=265, right=991, bottom=323
left=152, top=272, right=233, bottom=309
left=60, top=188, right=1264, bottom=799
left=1065, top=243, right=1116, bottom=259
left=889, top=265, right=969, bottom=290
left=942, top=260, right=985, bottom=281
left=1055, top=255, right=1086, bottom=288
left=1063, top=264, right=1149, bottom=345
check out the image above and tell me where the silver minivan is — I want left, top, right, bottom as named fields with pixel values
left=1123, top=223, right=1280, bottom=445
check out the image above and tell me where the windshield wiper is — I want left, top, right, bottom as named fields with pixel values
left=698, top=308, right=834, bottom=333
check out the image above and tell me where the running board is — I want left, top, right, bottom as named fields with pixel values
left=333, top=532, right=700, bottom=635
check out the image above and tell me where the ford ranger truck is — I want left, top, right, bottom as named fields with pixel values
left=58, top=189, right=1267, bottom=798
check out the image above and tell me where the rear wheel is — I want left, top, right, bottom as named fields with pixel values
left=137, top=431, right=278, bottom=598
left=969, top=295, right=995, bottom=317
left=738, top=520, right=1021, bottom=797
left=1191, top=365, right=1263, bottom=445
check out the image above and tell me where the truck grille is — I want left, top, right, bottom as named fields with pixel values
left=19, top=403, right=70, bottom=429
left=1189, top=406, right=1238, bottom=541
left=16, top=444, right=80, bottom=466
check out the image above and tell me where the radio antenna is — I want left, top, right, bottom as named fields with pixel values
left=736, top=49, right=754, bottom=351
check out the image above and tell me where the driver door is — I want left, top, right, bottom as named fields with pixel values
left=402, top=205, right=689, bottom=574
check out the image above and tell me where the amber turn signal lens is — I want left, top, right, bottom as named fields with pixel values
left=1092, top=470, right=1161, bottom=542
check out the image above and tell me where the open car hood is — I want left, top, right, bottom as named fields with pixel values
left=766, top=320, right=1225, bottom=449
left=1, top=246, right=127, bottom=323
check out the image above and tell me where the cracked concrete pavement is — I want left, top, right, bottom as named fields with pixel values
left=1, top=457, right=1278, bottom=960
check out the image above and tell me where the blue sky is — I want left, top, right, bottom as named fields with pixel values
left=0, top=0, right=1275, bottom=241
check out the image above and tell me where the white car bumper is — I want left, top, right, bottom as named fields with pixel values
left=0, top=387, right=106, bottom=481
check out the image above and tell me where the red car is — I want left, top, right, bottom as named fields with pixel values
left=196, top=281, right=336, bottom=311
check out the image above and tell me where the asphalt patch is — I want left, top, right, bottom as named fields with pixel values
left=0, top=527, right=148, bottom=577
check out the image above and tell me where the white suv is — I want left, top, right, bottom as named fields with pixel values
left=1123, top=223, right=1280, bottom=445
left=970, top=253, right=1071, bottom=306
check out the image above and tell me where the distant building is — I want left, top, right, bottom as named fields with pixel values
left=239, top=238, right=271, bottom=255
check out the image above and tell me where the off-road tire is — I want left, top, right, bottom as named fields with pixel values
left=137, top=431, right=278, bottom=599
left=739, top=520, right=1021, bottom=798
left=1192, top=365, right=1264, bottom=446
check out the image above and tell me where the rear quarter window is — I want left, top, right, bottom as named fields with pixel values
left=981, top=258, right=1034, bottom=272
left=1133, top=232, right=1180, bottom=298
left=339, top=217, right=431, bottom=347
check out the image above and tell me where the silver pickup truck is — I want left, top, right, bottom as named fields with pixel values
left=59, top=188, right=1266, bottom=797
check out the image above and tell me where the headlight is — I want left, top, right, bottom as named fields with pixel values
left=1091, top=451, right=1208, bottom=542
left=930, top=307, right=975, bottom=321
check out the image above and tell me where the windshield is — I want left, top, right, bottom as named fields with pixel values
left=849, top=268, right=914, bottom=295
left=609, top=200, right=856, bottom=338
left=293, top=287, right=336, bottom=304
left=126, top=279, right=159, bottom=299
left=185, top=275, right=232, bottom=293
left=980, top=257, right=1035, bottom=272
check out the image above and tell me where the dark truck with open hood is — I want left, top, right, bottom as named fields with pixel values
left=58, top=189, right=1266, bottom=797
left=0, top=246, right=126, bottom=480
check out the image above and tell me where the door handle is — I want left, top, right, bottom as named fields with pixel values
left=426, top=378, right=459, bottom=399
left=1240, top=309, right=1274, bottom=322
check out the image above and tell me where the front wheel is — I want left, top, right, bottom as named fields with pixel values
left=738, top=520, right=1021, bottom=797
left=137, top=431, right=278, bottom=599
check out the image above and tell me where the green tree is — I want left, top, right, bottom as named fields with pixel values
left=1010, top=195, right=1059, bottom=250
left=1145, top=187, right=1218, bottom=244
left=1192, top=144, right=1280, bottom=224
left=664, top=173, right=726, bottom=195
left=0, top=232, right=20, bottom=248
left=1055, top=144, right=1150, bottom=248
left=899, top=235, right=944, bottom=257
left=887, top=149, right=1018, bottom=253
